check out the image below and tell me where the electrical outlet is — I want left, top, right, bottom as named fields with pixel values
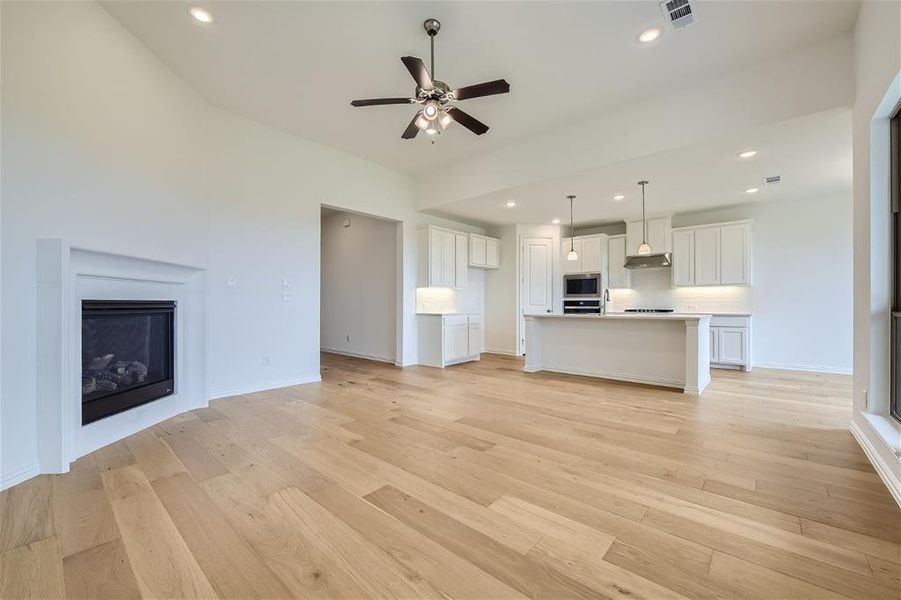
left=687, top=304, right=698, bottom=312
left=281, top=292, right=292, bottom=302
left=863, top=389, right=868, bottom=408
left=262, top=354, right=270, bottom=367
left=345, top=334, right=350, bottom=343
left=227, top=276, right=237, bottom=287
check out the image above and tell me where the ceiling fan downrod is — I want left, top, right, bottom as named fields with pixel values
left=424, top=18, right=440, bottom=79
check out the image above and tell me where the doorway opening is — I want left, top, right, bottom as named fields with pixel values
left=320, top=206, right=400, bottom=365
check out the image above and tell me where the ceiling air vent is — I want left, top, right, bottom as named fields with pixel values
left=764, top=175, right=781, bottom=185
left=660, top=0, right=696, bottom=30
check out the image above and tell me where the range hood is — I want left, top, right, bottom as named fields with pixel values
left=624, top=252, right=672, bottom=270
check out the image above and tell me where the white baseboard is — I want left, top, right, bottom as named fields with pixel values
left=1, top=463, right=40, bottom=491
left=527, top=365, right=684, bottom=391
left=850, top=419, right=901, bottom=507
left=209, top=373, right=321, bottom=400
left=321, top=347, right=396, bottom=364
left=752, top=361, right=852, bottom=375
left=484, top=348, right=519, bottom=357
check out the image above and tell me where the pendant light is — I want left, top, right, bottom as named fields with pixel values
left=566, top=194, right=579, bottom=261
left=637, top=180, right=652, bottom=255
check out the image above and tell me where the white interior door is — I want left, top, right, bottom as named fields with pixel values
left=520, top=236, right=553, bottom=354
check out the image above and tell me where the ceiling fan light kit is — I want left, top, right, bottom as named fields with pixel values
left=350, top=19, right=511, bottom=140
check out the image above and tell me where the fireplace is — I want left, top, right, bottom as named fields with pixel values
left=81, top=300, right=175, bottom=425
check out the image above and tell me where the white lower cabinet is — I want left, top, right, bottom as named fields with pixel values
left=709, top=315, right=751, bottom=370
left=418, top=314, right=482, bottom=367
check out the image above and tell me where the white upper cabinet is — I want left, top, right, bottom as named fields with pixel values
left=485, top=238, right=499, bottom=268
left=671, top=220, right=752, bottom=287
left=626, top=217, right=671, bottom=256
left=720, top=223, right=751, bottom=285
left=693, top=227, right=721, bottom=285
left=580, top=236, right=603, bottom=273
left=671, top=229, right=694, bottom=287
left=419, top=226, right=468, bottom=288
left=607, top=235, right=631, bottom=289
left=561, top=235, right=603, bottom=275
left=469, top=234, right=500, bottom=269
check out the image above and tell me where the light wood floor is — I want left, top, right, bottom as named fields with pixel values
left=1, top=353, right=899, bottom=599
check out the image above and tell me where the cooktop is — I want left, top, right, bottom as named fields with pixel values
left=624, top=308, right=675, bottom=313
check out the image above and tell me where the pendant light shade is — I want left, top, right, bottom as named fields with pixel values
left=637, top=180, right=652, bottom=255
left=566, top=195, right=579, bottom=261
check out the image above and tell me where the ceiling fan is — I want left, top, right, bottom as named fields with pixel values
left=350, top=18, right=510, bottom=139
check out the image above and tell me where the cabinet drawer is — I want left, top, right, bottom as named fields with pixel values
left=710, top=316, right=750, bottom=328
left=467, top=315, right=482, bottom=326
left=443, top=315, right=468, bottom=326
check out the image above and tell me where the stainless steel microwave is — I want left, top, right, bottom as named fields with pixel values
left=564, top=273, right=601, bottom=298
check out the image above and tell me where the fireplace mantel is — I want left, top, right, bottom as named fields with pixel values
left=36, top=240, right=207, bottom=473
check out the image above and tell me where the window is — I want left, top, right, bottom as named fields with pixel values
left=892, top=108, right=900, bottom=421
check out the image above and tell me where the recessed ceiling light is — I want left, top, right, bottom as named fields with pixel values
left=189, top=7, right=214, bottom=24
left=737, top=149, right=758, bottom=159
left=505, top=201, right=516, bottom=207
left=613, top=194, right=625, bottom=201
left=745, top=187, right=759, bottom=194
left=638, top=27, right=661, bottom=43
left=552, top=218, right=561, bottom=224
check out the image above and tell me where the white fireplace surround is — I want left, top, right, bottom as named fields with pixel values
left=36, top=240, right=207, bottom=474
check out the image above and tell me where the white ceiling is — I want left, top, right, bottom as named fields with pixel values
left=102, top=1, right=859, bottom=175
left=426, top=109, right=852, bottom=227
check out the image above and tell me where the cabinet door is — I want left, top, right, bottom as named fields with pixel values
left=672, top=229, right=694, bottom=286
left=718, top=327, right=746, bottom=365
left=455, top=233, right=468, bottom=288
left=721, top=224, right=750, bottom=285
left=437, top=230, right=454, bottom=287
left=453, top=324, right=469, bottom=361
left=709, top=327, right=719, bottom=363
left=429, top=230, right=443, bottom=287
left=647, top=218, right=670, bottom=253
left=485, top=239, right=499, bottom=268
left=694, top=227, right=721, bottom=285
left=625, top=221, right=642, bottom=256
left=470, top=236, right=487, bottom=267
left=468, top=324, right=481, bottom=357
left=443, top=326, right=455, bottom=363
left=607, top=236, right=630, bottom=288
left=580, top=236, right=602, bottom=273
left=562, top=238, right=583, bottom=274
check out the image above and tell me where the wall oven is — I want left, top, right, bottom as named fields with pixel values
left=564, top=273, right=601, bottom=298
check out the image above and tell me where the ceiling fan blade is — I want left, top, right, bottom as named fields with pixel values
left=401, top=112, right=421, bottom=139
left=452, top=79, right=510, bottom=101
left=447, top=108, right=489, bottom=135
left=401, top=56, right=433, bottom=90
left=350, top=97, right=414, bottom=107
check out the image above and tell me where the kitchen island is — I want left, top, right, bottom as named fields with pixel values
left=524, top=313, right=712, bottom=394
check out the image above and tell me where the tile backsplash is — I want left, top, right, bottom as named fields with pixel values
left=608, top=268, right=753, bottom=314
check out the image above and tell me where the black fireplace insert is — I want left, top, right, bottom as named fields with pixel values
left=81, top=300, right=175, bottom=425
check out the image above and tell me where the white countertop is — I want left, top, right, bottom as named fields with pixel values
left=528, top=312, right=712, bottom=321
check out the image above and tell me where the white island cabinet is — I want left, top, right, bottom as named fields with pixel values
left=417, top=314, right=482, bottom=368
left=525, top=313, right=711, bottom=394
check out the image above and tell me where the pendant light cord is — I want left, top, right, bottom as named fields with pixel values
left=640, top=181, right=647, bottom=244
left=569, top=195, right=575, bottom=251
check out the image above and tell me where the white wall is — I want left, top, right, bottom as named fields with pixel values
left=850, top=0, right=901, bottom=504
left=0, top=1, right=420, bottom=487
left=418, top=35, right=854, bottom=209
left=483, top=224, right=563, bottom=355
left=485, top=225, right=517, bottom=354
left=321, top=210, right=397, bottom=363
left=666, top=194, right=851, bottom=373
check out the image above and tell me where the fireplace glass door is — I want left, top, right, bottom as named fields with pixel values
left=81, top=300, right=175, bottom=425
